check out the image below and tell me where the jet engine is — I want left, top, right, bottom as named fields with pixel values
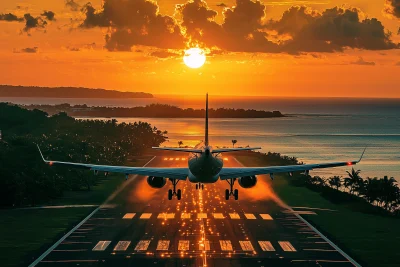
left=238, top=175, right=257, bottom=188
left=147, top=176, right=167, bottom=188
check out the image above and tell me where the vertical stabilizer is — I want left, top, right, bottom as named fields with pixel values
left=205, top=93, right=209, bottom=146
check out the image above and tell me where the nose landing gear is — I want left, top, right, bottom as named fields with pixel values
left=195, top=183, right=204, bottom=190
left=168, top=179, right=181, bottom=200
left=225, top=178, right=239, bottom=200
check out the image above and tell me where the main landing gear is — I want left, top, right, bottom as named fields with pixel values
left=168, top=179, right=181, bottom=200
left=225, top=178, right=239, bottom=200
left=195, top=183, right=204, bottom=190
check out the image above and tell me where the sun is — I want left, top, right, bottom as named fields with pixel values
left=183, top=48, right=206, bottom=69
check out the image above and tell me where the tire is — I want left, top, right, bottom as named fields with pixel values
left=234, top=189, right=239, bottom=200
left=202, top=184, right=204, bottom=190
left=196, top=184, right=198, bottom=190
left=225, top=189, right=230, bottom=200
left=168, top=189, right=173, bottom=200
left=177, top=189, right=182, bottom=200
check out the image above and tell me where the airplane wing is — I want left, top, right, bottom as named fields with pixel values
left=213, top=147, right=261, bottom=153
left=219, top=149, right=366, bottom=180
left=37, top=145, right=188, bottom=180
left=152, top=147, right=202, bottom=153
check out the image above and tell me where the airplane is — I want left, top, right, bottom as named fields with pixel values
left=37, top=94, right=366, bottom=201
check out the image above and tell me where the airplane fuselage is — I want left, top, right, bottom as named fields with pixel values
left=187, top=146, right=223, bottom=183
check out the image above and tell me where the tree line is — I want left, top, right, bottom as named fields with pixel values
left=0, top=103, right=167, bottom=207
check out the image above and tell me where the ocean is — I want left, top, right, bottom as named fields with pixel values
left=2, top=96, right=399, bottom=179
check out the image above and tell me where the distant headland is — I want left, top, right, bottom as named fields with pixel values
left=22, top=103, right=285, bottom=118
left=0, top=85, right=153, bottom=99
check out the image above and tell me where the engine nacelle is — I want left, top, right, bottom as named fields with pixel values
left=147, top=176, right=167, bottom=188
left=238, top=175, right=257, bottom=188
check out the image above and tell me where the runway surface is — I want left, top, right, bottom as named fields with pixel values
left=33, top=152, right=357, bottom=267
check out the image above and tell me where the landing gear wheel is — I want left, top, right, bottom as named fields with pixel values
left=202, top=184, right=204, bottom=190
left=225, top=189, right=230, bottom=200
left=168, top=189, right=173, bottom=200
left=177, top=189, right=182, bottom=200
left=234, top=189, right=239, bottom=200
left=196, top=184, right=198, bottom=190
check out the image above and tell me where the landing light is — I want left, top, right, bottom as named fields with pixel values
left=223, top=158, right=228, bottom=161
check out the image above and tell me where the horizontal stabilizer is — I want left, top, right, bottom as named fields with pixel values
left=152, top=147, right=202, bottom=153
left=213, top=147, right=261, bottom=153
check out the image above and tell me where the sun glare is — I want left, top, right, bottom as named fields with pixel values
left=183, top=48, right=206, bottom=69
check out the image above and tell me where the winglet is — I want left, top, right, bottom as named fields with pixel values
left=358, top=147, right=367, bottom=163
left=36, top=144, right=48, bottom=163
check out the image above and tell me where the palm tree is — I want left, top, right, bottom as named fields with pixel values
left=178, top=141, right=183, bottom=148
left=232, top=139, right=237, bottom=148
left=328, top=176, right=342, bottom=190
left=346, top=168, right=362, bottom=195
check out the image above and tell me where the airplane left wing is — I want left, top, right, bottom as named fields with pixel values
left=219, top=149, right=366, bottom=180
left=37, top=145, right=188, bottom=180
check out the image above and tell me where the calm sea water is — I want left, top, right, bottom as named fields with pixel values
left=2, top=96, right=399, bottom=179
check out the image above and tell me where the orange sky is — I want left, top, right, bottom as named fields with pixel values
left=0, top=0, right=400, bottom=98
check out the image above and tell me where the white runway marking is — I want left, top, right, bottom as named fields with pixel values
left=258, top=241, right=275, bottom=251
left=157, top=213, right=175, bottom=219
left=197, top=213, right=207, bottom=219
left=122, top=213, right=135, bottom=219
left=213, top=213, right=225, bottom=219
left=219, top=240, right=233, bottom=251
left=178, top=240, right=190, bottom=251
left=244, top=213, right=256, bottom=219
left=156, top=240, right=170, bottom=251
left=239, top=241, right=255, bottom=251
left=260, top=214, right=273, bottom=220
left=92, top=241, right=111, bottom=251
left=279, top=241, right=297, bottom=252
left=135, top=240, right=151, bottom=251
left=199, top=240, right=210, bottom=251
left=229, top=213, right=240, bottom=219
left=140, top=213, right=152, bottom=219
left=114, top=241, right=131, bottom=251
left=181, top=213, right=191, bottom=219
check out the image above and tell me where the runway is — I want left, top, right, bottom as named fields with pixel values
left=33, top=152, right=358, bottom=267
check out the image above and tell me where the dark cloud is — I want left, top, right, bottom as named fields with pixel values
left=150, top=50, right=180, bottom=58
left=41, top=11, right=55, bottom=21
left=216, top=3, right=227, bottom=7
left=384, top=0, right=400, bottom=19
left=351, top=57, right=375, bottom=66
left=23, top=13, right=47, bottom=32
left=14, top=47, right=39, bottom=53
left=81, top=0, right=185, bottom=51
left=396, top=61, right=400, bottom=65
left=0, top=13, right=23, bottom=22
left=65, top=0, right=80, bottom=12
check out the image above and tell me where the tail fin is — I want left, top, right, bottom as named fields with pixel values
left=205, top=93, right=209, bottom=146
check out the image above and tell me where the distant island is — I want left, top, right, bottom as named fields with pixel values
left=0, top=85, right=153, bottom=99
left=22, top=103, right=285, bottom=118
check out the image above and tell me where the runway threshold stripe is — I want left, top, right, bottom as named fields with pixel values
left=92, top=241, right=111, bottom=251
left=181, top=213, right=191, bottom=219
left=140, top=213, right=152, bottom=219
left=156, top=240, right=170, bottom=250
left=197, top=213, right=207, bottom=219
left=239, top=241, right=255, bottom=251
left=258, top=241, right=275, bottom=251
left=122, top=213, right=136, bottom=219
left=114, top=241, right=131, bottom=251
left=135, top=240, right=151, bottom=251
left=260, top=214, right=273, bottom=220
left=279, top=241, right=297, bottom=252
left=244, top=213, right=256, bottom=219
left=229, top=213, right=240, bottom=219
left=157, top=213, right=175, bottom=219
left=213, top=213, right=224, bottom=219
left=219, top=240, right=233, bottom=251
left=178, top=240, right=190, bottom=251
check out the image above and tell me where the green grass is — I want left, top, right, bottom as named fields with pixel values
left=0, top=207, right=93, bottom=267
left=236, top=153, right=400, bottom=267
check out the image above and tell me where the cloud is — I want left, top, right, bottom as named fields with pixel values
left=350, top=57, right=375, bottom=66
left=14, top=47, right=39, bottom=53
left=41, top=11, right=55, bottom=21
left=396, top=61, right=400, bottom=65
left=216, top=3, right=227, bottom=7
left=23, top=13, right=47, bottom=33
left=150, top=50, right=180, bottom=58
left=65, top=0, right=80, bottom=12
left=0, top=13, right=23, bottom=22
left=384, top=0, right=400, bottom=19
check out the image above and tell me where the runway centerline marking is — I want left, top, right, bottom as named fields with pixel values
left=135, top=240, right=151, bottom=251
left=239, top=241, right=255, bottom=251
left=199, top=240, right=210, bottom=251
left=244, top=213, right=256, bottom=219
left=260, top=214, right=273, bottom=220
left=178, top=240, right=190, bottom=251
left=140, top=213, right=152, bottom=219
left=258, top=241, right=275, bottom=251
left=279, top=241, right=297, bottom=252
left=156, top=240, right=170, bottom=251
left=114, top=241, right=131, bottom=251
left=122, top=213, right=135, bottom=219
left=157, top=213, right=175, bottom=219
left=197, top=213, right=207, bottom=219
left=92, top=241, right=111, bottom=251
left=229, top=213, right=240, bottom=219
left=219, top=240, right=233, bottom=251
left=213, top=213, right=225, bottom=219
left=181, top=213, right=191, bottom=219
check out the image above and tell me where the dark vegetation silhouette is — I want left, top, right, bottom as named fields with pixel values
left=0, top=103, right=167, bottom=207
left=23, top=103, right=285, bottom=118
